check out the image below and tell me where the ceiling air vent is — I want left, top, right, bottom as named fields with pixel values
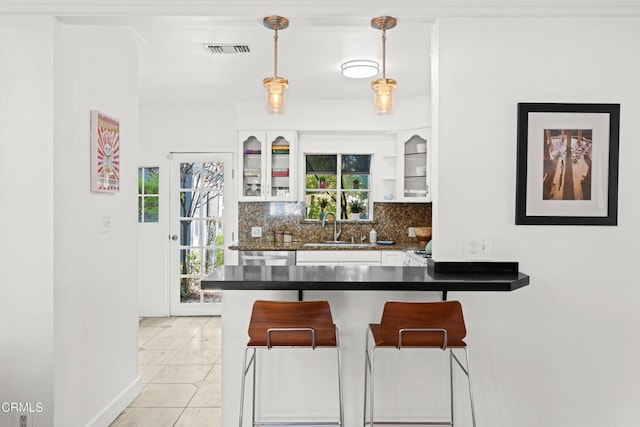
left=204, top=44, right=251, bottom=54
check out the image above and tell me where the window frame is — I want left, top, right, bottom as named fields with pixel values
left=138, top=166, right=160, bottom=223
left=304, top=153, right=373, bottom=221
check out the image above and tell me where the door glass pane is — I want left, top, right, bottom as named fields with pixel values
left=178, top=161, right=225, bottom=304
left=204, top=219, right=223, bottom=246
left=204, top=248, right=222, bottom=274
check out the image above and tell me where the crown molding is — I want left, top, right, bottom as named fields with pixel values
left=3, top=1, right=640, bottom=17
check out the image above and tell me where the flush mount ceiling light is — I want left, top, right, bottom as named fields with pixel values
left=262, top=15, right=289, bottom=115
left=340, top=59, right=380, bottom=79
left=371, top=16, right=397, bottom=115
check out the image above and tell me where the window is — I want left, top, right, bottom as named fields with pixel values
left=305, top=154, right=371, bottom=220
left=138, top=167, right=159, bottom=223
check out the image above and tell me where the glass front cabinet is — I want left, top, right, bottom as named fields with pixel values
left=398, top=128, right=431, bottom=202
left=238, top=130, right=296, bottom=201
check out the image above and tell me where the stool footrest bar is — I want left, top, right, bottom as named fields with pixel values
left=364, top=422, right=452, bottom=426
left=254, top=422, right=342, bottom=426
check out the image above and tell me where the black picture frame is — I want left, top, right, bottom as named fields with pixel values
left=515, top=102, right=620, bottom=225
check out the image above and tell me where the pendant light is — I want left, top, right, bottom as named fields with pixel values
left=263, top=16, right=289, bottom=115
left=371, top=16, right=397, bottom=115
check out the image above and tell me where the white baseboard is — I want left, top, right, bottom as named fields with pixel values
left=86, top=376, right=142, bottom=427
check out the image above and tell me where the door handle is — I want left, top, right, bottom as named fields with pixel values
left=169, top=235, right=178, bottom=241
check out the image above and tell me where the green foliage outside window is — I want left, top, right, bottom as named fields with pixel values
left=138, top=167, right=159, bottom=223
left=305, top=154, right=371, bottom=220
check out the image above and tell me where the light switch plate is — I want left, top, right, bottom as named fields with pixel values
left=100, top=214, right=111, bottom=233
left=408, top=227, right=416, bottom=237
left=251, top=226, right=262, bottom=238
left=464, top=235, right=492, bottom=260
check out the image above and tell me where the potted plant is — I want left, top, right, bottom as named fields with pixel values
left=318, top=176, right=327, bottom=189
left=318, top=198, right=329, bottom=221
left=349, top=199, right=365, bottom=220
left=352, top=178, right=360, bottom=189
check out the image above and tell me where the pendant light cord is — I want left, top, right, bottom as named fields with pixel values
left=381, top=27, right=386, bottom=79
left=273, top=28, right=279, bottom=78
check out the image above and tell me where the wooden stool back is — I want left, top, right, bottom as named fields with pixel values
left=247, top=300, right=337, bottom=347
left=372, top=300, right=467, bottom=348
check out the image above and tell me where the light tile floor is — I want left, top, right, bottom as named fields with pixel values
left=110, top=316, right=221, bottom=427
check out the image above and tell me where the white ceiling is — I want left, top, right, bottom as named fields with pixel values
left=126, top=17, right=431, bottom=105
left=16, top=1, right=640, bottom=106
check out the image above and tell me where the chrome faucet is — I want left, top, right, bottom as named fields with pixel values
left=321, top=212, right=342, bottom=242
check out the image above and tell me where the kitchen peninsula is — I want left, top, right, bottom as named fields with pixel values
left=202, top=264, right=529, bottom=426
left=202, top=264, right=529, bottom=293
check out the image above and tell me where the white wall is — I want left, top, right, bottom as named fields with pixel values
left=433, top=17, right=640, bottom=426
left=138, top=103, right=237, bottom=316
left=53, top=23, right=141, bottom=426
left=0, top=16, right=55, bottom=427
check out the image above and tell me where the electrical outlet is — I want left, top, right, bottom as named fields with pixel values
left=408, top=227, right=416, bottom=237
left=464, top=235, right=492, bottom=260
left=19, top=414, right=28, bottom=427
left=251, top=226, right=262, bottom=238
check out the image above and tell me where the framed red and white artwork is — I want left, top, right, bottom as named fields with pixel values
left=90, top=110, right=120, bottom=193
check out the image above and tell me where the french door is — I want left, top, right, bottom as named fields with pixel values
left=169, top=153, right=234, bottom=316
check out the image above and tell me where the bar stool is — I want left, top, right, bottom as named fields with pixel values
left=239, top=300, right=344, bottom=427
left=363, top=300, right=476, bottom=426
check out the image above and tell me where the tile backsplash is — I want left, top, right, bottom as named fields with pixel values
left=238, top=202, right=431, bottom=243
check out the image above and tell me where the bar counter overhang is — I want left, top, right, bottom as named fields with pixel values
left=201, top=264, right=530, bottom=293
left=202, top=264, right=529, bottom=302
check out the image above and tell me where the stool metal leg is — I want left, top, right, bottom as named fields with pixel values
left=337, top=346, right=344, bottom=426
left=450, top=349, right=454, bottom=427
left=369, top=347, right=376, bottom=426
left=463, top=348, right=476, bottom=427
left=363, top=330, right=370, bottom=427
left=252, top=350, right=257, bottom=426
left=239, top=348, right=256, bottom=427
left=451, top=348, right=476, bottom=427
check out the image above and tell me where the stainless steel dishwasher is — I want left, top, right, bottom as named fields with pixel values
left=239, top=250, right=296, bottom=266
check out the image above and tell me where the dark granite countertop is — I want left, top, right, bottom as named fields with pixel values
left=201, top=265, right=530, bottom=293
left=228, top=241, right=420, bottom=251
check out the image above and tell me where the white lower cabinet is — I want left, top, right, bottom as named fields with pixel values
left=296, top=250, right=381, bottom=266
left=380, top=250, right=405, bottom=266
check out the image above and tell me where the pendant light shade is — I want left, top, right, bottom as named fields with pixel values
left=372, top=78, right=396, bottom=115
left=263, top=77, right=288, bottom=114
left=371, top=16, right=397, bottom=115
left=263, top=16, right=289, bottom=114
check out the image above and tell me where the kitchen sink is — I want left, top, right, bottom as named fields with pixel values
left=302, top=242, right=372, bottom=247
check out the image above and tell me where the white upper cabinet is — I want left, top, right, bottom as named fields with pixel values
left=238, top=130, right=296, bottom=201
left=376, top=128, right=431, bottom=203
left=398, top=128, right=431, bottom=202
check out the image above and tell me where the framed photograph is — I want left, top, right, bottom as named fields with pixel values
left=515, top=103, right=620, bottom=225
left=90, top=110, right=120, bottom=193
